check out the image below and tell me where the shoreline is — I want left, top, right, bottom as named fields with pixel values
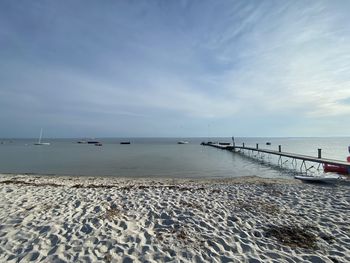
left=0, top=173, right=301, bottom=185
left=0, top=174, right=349, bottom=262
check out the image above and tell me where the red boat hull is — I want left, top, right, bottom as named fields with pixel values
left=323, top=164, right=349, bottom=175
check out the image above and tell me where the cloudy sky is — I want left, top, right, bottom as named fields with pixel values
left=1, top=0, right=350, bottom=138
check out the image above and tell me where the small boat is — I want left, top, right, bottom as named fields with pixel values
left=177, top=141, right=189, bottom=144
left=94, top=143, right=102, bottom=146
left=35, top=142, right=50, bottom=146
left=120, top=141, right=131, bottom=144
left=294, top=174, right=340, bottom=183
left=77, top=140, right=87, bottom=144
left=219, top=142, right=231, bottom=145
left=323, top=163, right=349, bottom=175
left=266, top=142, right=271, bottom=145
left=34, top=128, right=50, bottom=146
left=324, top=148, right=350, bottom=175
left=87, top=141, right=100, bottom=144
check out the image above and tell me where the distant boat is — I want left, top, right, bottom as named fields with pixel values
left=120, top=142, right=131, bottom=145
left=94, top=143, right=103, bottom=146
left=87, top=141, right=100, bottom=144
left=177, top=141, right=189, bottom=144
left=266, top=142, right=271, bottom=145
left=34, top=128, right=50, bottom=146
left=77, top=140, right=87, bottom=144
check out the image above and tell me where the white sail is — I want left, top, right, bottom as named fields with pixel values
left=38, top=128, right=43, bottom=144
left=34, top=128, right=50, bottom=145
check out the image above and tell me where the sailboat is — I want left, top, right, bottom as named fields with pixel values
left=34, top=128, right=50, bottom=145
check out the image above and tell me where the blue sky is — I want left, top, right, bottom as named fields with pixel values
left=1, top=0, right=350, bottom=138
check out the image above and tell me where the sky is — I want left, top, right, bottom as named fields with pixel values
left=1, top=0, right=350, bottom=138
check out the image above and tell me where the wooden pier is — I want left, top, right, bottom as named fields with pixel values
left=202, top=142, right=350, bottom=173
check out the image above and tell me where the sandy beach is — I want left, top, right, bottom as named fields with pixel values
left=0, top=174, right=349, bottom=263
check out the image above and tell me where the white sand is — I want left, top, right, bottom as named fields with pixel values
left=0, top=174, right=349, bottom=263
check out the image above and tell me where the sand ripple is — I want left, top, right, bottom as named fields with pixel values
left=0, top=175, right=349, bottom=262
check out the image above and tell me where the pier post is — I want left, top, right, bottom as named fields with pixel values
left=278, top=145, right=281, bottom=152
left=318, top=149, right=322, bottom=158
left=256, top=143, right=259, bottom=149
left=243, top=143, right=245, bottom=148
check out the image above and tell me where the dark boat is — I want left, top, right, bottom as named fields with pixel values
left=120, top=142, right=131, bottom=144
left=219, top=142, right=230, bottom=145
left=87, top=141, right=100, bottom=144
left=266, top=142, right=271, bottom=145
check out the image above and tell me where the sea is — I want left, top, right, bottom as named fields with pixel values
left=0, top=137, right=349, bottom=179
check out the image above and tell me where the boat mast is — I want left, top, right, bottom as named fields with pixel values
left=38, top=128, right=43, bottom=144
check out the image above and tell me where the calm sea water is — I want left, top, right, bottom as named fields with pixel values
left=0, top=137, right=349, bottom=179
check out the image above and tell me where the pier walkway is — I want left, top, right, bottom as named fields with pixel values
left=202, top=142, right=350, bottom=173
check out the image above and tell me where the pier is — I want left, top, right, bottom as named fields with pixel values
left=202, top=142, right=350, bottom=174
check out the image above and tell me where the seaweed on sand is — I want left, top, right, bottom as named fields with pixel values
left=175, top=229, right=187, bottom=240
left=165, top=185, right=205, bottom=191
left=0, top=179, right=61, bottom=187
left=265, top=225, right=318, bottom=249
left=156, top=225, right=192, bottom=244
left=105, top=207, right=122, bottom=220
left=72, top=184, right=115, bottom=189
left=104, top=253, right=112, bottom=262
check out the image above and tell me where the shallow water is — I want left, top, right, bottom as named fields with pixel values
left=0, top=137, right=349, bottom=178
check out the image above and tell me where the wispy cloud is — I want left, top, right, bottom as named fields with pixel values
left=1, top=0, right=350, bottom=137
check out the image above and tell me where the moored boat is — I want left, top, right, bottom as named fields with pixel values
left=34, top=128, right=50, bottom=146
left=87, top=141, right=100, bottom=144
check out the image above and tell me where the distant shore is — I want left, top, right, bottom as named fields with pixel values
left=0, top=174, right=349, bottom=262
